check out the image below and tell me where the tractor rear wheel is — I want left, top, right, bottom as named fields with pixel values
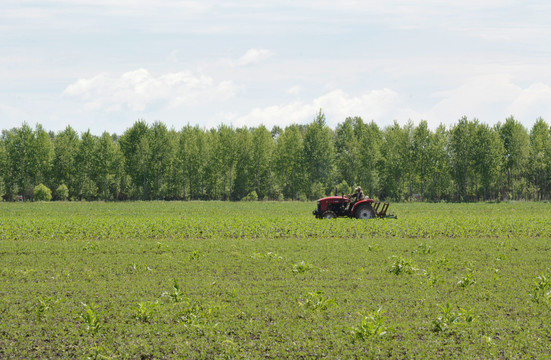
left=354, top=204, right=376, bottom=219
left=322, top=210, right=337, bottom=219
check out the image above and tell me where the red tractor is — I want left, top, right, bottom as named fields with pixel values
left=313, top=193, right=395, bottom=219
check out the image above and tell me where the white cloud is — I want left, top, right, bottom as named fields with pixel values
left=235, top=88, right=406, bottom=129
left=236, top=49, right=274, bottom=66
left=63, top=68, right=238, bottom=112
left=423, top=75, right=551, bottom=127
left=509, top=83, right=551, bottom=121
left=235, top=77, right=551, bottom=131
left=287, top=85, right=302, bottom=96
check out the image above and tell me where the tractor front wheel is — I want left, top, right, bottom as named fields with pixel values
left=322, top=210, right=337, bottom=219
left=354, top=204, right=376, bottom=219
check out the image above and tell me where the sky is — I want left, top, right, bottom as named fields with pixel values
left=2, top=0, right=551, bottom=135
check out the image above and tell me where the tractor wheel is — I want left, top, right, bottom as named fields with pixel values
left=354, top=204, right=376, bottom=219
left=321, top=210, right=337, bottom=219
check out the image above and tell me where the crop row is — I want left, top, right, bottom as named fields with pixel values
left=1, top=202, right=551, bottom=241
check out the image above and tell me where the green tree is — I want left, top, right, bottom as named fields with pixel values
left=354, top=119, right=381, bottom=197
left=498, top=116, right=529, bottom=199
left=335, top=118, right=360, bottom=187
left=178, top=125, right=203, bottom=200
left=528, top=118, right=550, bottom=199
left=33, top=125, right=54, bottom=188
left=379, top=122, right=409, bottom=200
left=148, top=121, right=175, bottom=199
left=52, top=126, right=80, bottom=199
left=94, top=132, right=119, bottom=201
left=163, top=129, right=181, bottom=200
left=249, top=126, right=275, bottom=200
left=232, top=128, right=253, bottom=200
left=448, top=117, right=478, bottom=201
left=412, top=120, right=431, bottom=200
left=473, top=123, right=503, bottom=200
left=0, top=138, right=6, bottom=200
left=273, top=125, right=304, bottom=200
left=75, top=131, right=98, bottom=200
left=2, top=124, right=36, bottom=199
left=119, top=121, right=150, bottom=200
left=427, top=125, right=452, bottom=201
left=402, top=121, right=416, bottom=200
left=303, top=110, right=335, bottom=198
left=216, top=125, right=237, bottom=200
left=202, top=129, right=220, bottom=200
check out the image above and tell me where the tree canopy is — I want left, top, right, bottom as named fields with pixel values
left=1, top=113, right=550, bottom=201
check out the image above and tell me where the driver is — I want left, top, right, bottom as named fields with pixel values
left=347, top=186, right=365, bottom=208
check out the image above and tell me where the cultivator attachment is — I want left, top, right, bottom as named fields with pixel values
left=372, top=201, right=397, bottom=219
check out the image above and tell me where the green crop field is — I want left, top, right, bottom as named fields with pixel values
left=1, top=201, right=550, bottom=359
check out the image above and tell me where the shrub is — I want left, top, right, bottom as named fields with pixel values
left=242, top=191, right=258, bottom=201
left=33, top=184, right=52, bottom=201
left=56, top=184, right=69, bottom=201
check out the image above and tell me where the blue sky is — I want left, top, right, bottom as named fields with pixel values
left=1, top=0, right=551, bottom=134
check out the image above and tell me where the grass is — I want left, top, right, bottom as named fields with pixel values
left=0, top=201, right=550, bottom=358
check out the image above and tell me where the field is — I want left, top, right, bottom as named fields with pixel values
left=1, top=201, right=551, bottom=359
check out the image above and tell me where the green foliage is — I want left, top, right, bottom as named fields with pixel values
left=86, top=344, right=111, bottom=360
left=189, top=250, right=201, bottom=261
left=3, top=115, right=551, bottom=201
left=334, top=180, right=351, bottom=196
left=303, top=110, right=335, bottom=190
left=132, top=301, right=159, bottom=323
left=33, top=183, right=52, bottom=201
left=56, top=184, right=69, bottom=201
left=436, top=253, right=451, bottom=271
left=310, top=182, right=326, bottom=200
left=175, top=299, right=222, bottom=328
left=457, top=268, right=476, bottom=288
left=350, top=308, right=391, bottom=340
left=36, top=296, right=60, bottom=319
left=242, top=190, right=258, bottom=201
left=81, top=303, right=102, bottom=334
left=412, top=242, right=432, bottom=254
left=530, top=274, right=551, bottom=303
left=298, top=290, right=335, bottom=311
left=251, top=251, right=282, bottom=260
left=292, top=260, right=313, bottom=273
left=432, top=302, right=475, bottom=333
left=163, top=279, right=187, bottom=303
left=389, top=256, right=417, bottom=275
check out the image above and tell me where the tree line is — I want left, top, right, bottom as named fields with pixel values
left=1, top=111, right=550, bottom=202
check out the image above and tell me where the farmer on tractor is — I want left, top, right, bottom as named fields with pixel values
left=347, top=186, right=365, bottom=208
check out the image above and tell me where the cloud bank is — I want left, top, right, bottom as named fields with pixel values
left=63, top=69, right=237, bottom=112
